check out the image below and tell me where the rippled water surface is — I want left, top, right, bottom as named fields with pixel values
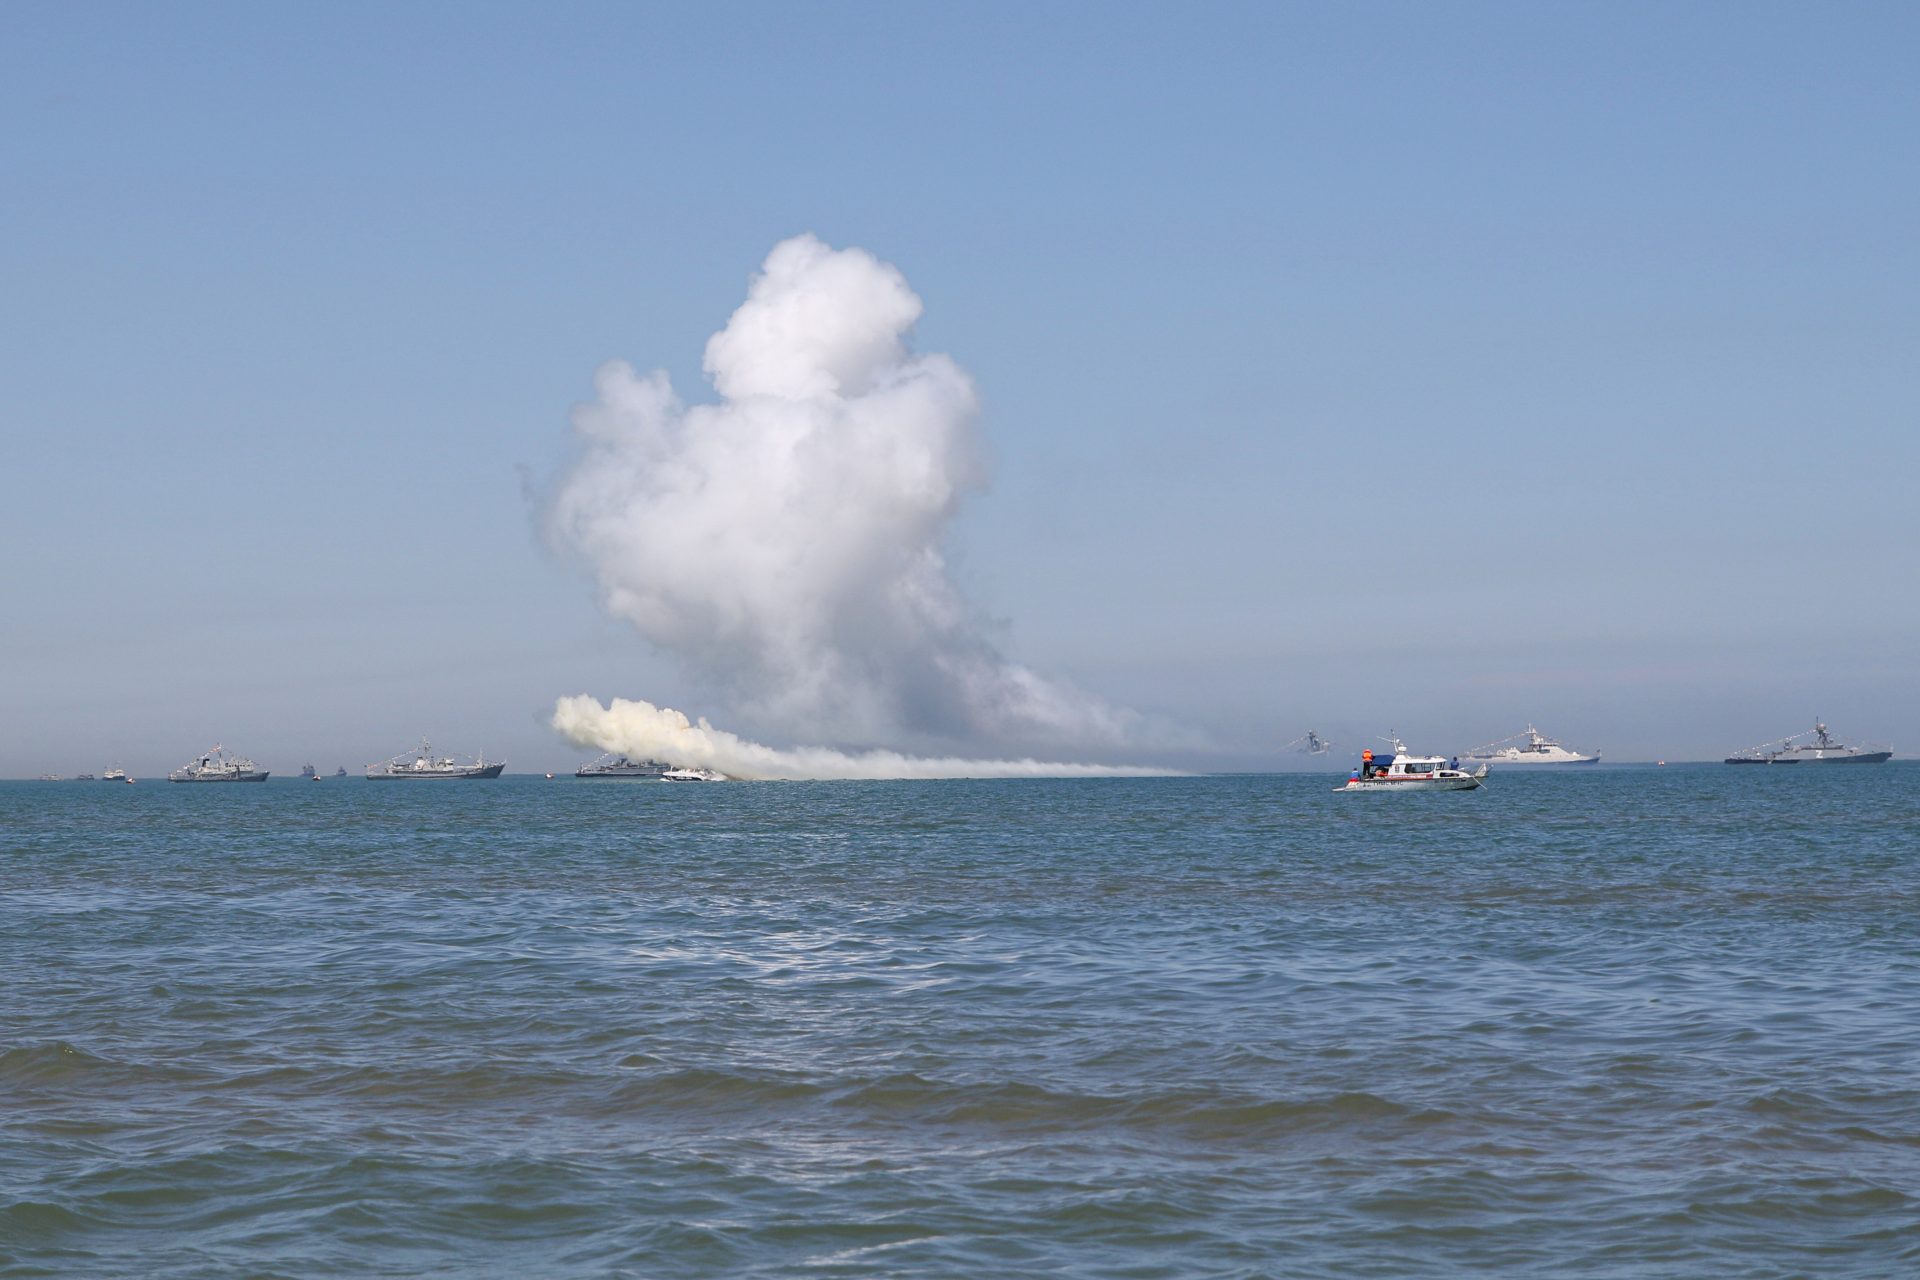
left=3, top=767, right=1917, bottom=1276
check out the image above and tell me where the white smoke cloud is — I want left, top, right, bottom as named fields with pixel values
left=546, top=233, right=1137, bottom=751
left=552, top=695, right=1173, bottom=780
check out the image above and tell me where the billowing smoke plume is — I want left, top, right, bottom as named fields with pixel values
left=553, top=696, right=1172, bottom=780
left=546, top=234, right=1136, bottom=752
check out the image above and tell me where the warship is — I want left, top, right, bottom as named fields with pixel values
left=575, top=753, right=672, bottom=779
left=1282, top=730, right=1335, bottom=756
left=366, top=739, right=504, bottom=780
left=1461, top=725, right=1599, bottom=766
left=1725, top=721, right=1892, bottom=765
left=168, top=746, right=269, bottom=783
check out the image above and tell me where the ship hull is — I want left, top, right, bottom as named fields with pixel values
left=168, top=773, right=270, bottom=783
left=1460, top=755, right=1599, bottom=766
left=1337, top=775, right=1484, bottom=792
left=366, top=763, right=505, bottom=780
left=1727, top=751, right=1892, bottom=765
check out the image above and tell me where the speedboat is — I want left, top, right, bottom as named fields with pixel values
left=661, top=768, right=726, bottom=782
left=1336, top=739, right=1488, bottom=792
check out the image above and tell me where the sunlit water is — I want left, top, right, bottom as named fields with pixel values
left=2, top=767, right=1916, bottom=1276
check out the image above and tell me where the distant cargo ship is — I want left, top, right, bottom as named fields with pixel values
left=366, top=740, right=504, bottom=780
left=1725, top=721, right=1892, bottom=764
left=575, top=753, right=672, bottom=778
left=169, top=746, right=269, bottom=783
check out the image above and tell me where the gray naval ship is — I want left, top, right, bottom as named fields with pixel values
left=366, top=739, right=505, bottom=780
left=168, top=745, right=269, bottom=782
left=575, top=753, right=672, bottom=778
left=1725, top=720, right=1893, bottom=764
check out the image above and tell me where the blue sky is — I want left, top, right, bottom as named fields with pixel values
left=3, top=1, right=1916, bottom=773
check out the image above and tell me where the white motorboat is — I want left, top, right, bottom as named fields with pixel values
left=661, top=768, right=726, bottom=783
left=1461, top=725, right=1598, bottom=766
left=1336, top=739, right=1487, bottom=792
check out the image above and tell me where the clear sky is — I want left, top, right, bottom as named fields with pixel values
left=4, top=1, right=1916, bottom=775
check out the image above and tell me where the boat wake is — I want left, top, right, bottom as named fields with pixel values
left=550, top=696, right=1176, bottom=781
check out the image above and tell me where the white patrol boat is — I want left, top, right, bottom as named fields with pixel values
left=661, top=768, right=726, bottom=783
left=1336, top=739, right=1488, bottom=792
left=1461, top=724, right=1598, bottom=766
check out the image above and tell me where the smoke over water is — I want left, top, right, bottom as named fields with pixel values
left=552, top=696, right=1172, bottom=781
left=546, top=235, right=1165, bottom=777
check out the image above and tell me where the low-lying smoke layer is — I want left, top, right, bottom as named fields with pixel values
left=545, top=234, right=1132, bottom=751
left=553, top=696, right=1173, bottom=781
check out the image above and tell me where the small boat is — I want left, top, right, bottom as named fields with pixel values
left=1336, top=739, right=1487, bottom=792
left=169, top=746, right=269, bottom=783
left=1725, top=720, right=1892, bottom=764
left=333, top=766, right=347, bottom=778
left=38, top=774, right=63, bottom=782
left=575, top=753, right=672, bottom=779
left=661, top=768, right=726, bottom=783
left=1460, top=724, right=1598, bottom=766
left=74, top=772, right=96, bottom=781
left=365, top=739, right=504, bottom=780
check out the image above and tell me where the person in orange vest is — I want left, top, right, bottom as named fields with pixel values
left=1360, top=748, right=1374, bottom=778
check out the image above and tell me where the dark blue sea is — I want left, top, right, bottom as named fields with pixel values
left=2, top=767, right=1916, bottom=1277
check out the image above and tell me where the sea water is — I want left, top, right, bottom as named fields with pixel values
left=1, top=767, right=1916, bottom=1276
